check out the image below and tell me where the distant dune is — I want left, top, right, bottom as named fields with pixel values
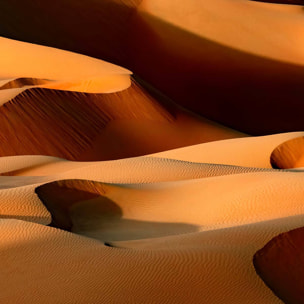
left=0, top=1, right=304, bottom=134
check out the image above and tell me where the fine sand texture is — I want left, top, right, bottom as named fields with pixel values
left=0, top=37, right=246, bottom=161
left=0, top=1, right=304, bottom=134
left=0, top=10, right=303, bottom=303
left=0, top=131, right=303, bottom=302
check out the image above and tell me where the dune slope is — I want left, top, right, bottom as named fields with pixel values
left=270, top=136, right=304, bottom=169
left=1, top=1, right=304, bottom=133
left=254, top=227, right=304, bottom=304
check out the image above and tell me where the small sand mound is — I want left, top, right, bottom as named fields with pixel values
left=253, top=226, right=304, bottom=304
left=270, top=136, right=304, bottom=169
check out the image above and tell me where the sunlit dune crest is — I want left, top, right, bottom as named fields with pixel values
left=1, top=1, right=304, bottom=134
left=0, top=36, right=131, bottom=104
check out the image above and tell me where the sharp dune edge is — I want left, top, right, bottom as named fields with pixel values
left=0, top=8, right=303, bottom=303
left=0, top=38, right=245, bottom=161
left=1, top=1, right=304, bottom=133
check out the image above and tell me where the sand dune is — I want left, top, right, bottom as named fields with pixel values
left=0, top=219, right=283, bottom=304
left=254, top=226, right=304, bottom=304
left=0, top=137, right=300, bottom=296
left=1, top=162, right=303, bottom=303
left=0, top=37, right=131, bottom=104
left=270, top=136, right=304, bottom=169
left=0, top=4, right=303, bottom=303
left=0, top=134, right=303, bottom=302
left=34, top=169, right=304, bottom=241
left=0, top=39, right=245, bottom=160
left=0, top=81, right=243, bottom=160
left=1, top=1, right=304, bottom=134
left=0, top=132, right=301, bottom=178
left=152, top=131, right=304, bottom=168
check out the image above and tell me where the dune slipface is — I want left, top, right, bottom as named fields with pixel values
left=0, top=80, right=243, bottom=160
left=0, top=2, right=303, bottom=303
left=253, top=227, right=304, bottom=304
left=0, top=38, right=245, bottom=161
left=1, top=1, right=304, bottom=134
left=270, top=136, right=304, bottom=169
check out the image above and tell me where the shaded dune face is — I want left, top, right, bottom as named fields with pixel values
left=253, top=227, right=304, bottom=304
left=0, top=0, right=142, bottom=66
left=252, top=0, right=304, bottom=4
left=0, top=78, right=52, bottom=90
left=270, top=136, right=304, bottom=169
left=1, top=1, right=304, bottom=134
left=35, top=179, right=198, bottom=241
left=0, top=78, right=243, bottom=161
left=127, top=13, right=304, bottom=135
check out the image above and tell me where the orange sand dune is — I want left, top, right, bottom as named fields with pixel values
left=1, top=1, right=304, bottom=134
left=0, top=5, right=303, bottom=303
left=270, top=136, right=304, bottom=169
left=34, top=170, right=304, bottom=242
left=152, top=131, right=304, bottom=168
left=0, top=80, right=244, bottom=160
left=0, top=132, right=301, bottom=179
left=0, top=37, right=131, bottom=104
left=254, top=226, right=304, bottom=304
left=0, top=37, right=247, bottom=161
left=1, top=169, right=303, bottom=303
left=0, top=219, right=283, bottom=304
left=0, top=42, right=246, bottom=161
left=0, top=133, right=302, bottom=302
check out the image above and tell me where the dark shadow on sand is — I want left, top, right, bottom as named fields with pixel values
left=35, top=179, right=198, bottom=242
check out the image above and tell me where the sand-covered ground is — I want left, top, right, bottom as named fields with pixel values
left=0, top=1, right=303, bottom=303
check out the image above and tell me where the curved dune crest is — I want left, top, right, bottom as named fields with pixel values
left=0, top=36, right=131, bottom=104
left=34, top=169, right=304, bottom=242
left=0, top=4, right=303, bottom=303
left=0, top=76, right=244, bottom=161
left=253, top=226, right=304, bottom=304
left=1, top=1, right=304, bottom=133
left=270, top=136, right=304, bottom=169
left=152, top=131, right=304, bottom=168
left=0, top=147, right=303, bottom=302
